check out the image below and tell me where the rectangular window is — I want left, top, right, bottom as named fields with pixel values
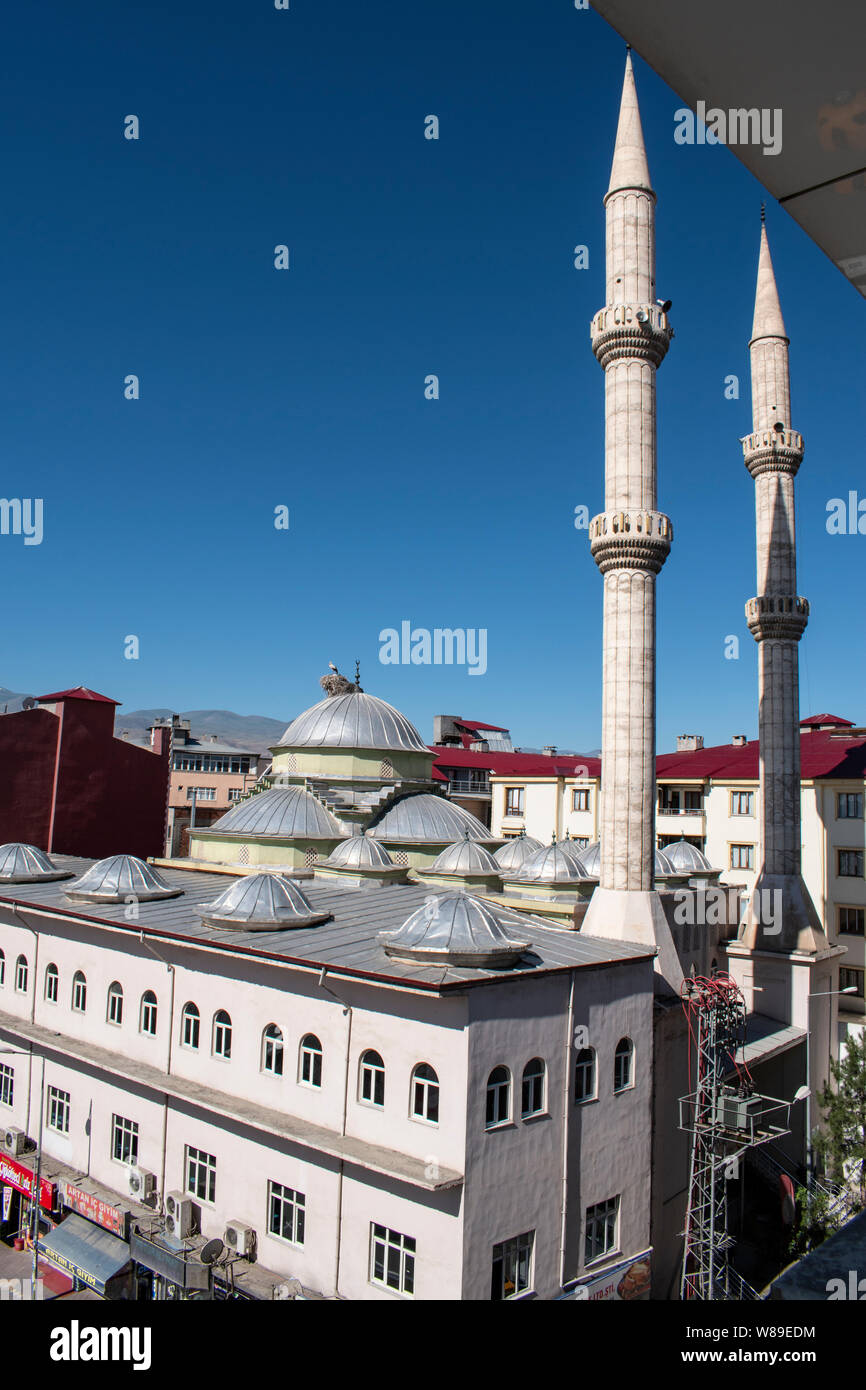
left=112, top=1114, right=139, bottom=1165
left=837, top=793, right=863, bottom=819
left=228, top=787, right=243, bottom=801
left=185, top=1145, right=217, bottom=1204
left=585, top=1196, right=620, bottom=1264
left=47, top=1086, right=70, bottom=1135
left=491, top=1231, right=534, bottom=1300
left=572, top=789, right=590, bottom=812
left=0, top=1064, right=13, bottom=1108
left=684, top=790, right=703, bottom=813
left=658, top=788, right=680, bottom=814
left=370, top=1224, right=415, bottom=1296
left=730, top=844, right=754, bottom=870
left=267, top=1181, right=305, bottom=1246
left=730, top=791, right=753, bottom=816
left=504, top=787, right=524, bottom=817
left=187, top=786, right=216, bottom=802
left=839, top=850, right=864, bottom=878
left=838, top=907, right=865, bottom=936
left=840, top=967, right=865, bottom=999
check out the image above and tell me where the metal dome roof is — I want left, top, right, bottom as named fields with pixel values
left=210, top=786, right=341, bottom=839
left=369, top=793, right=495, bottom=844
left=558, top=838, right=590, bottom=867
left=0, top=843, right=74, bottom=884
left=661, top=839, right=714, bottom=873
left=325, top=835, right=395, bottom=869
left=197, top=873, right=331, bottom=930
left=493, top=834, right=543, bottom=872
left=579, top=840, right=601, bottom=875
left=430, top=836, right=501, bottom=876
left=66, top=856, right=183, bottom=902
left=380, top=891, right=531, bottom=968
left=278, top=691, right=429, bottom=754
left=655, top=849, right=676, bottom=876
left=511, top=843, right=591, bottom=884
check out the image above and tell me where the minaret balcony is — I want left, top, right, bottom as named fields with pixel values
left=589, top=509, right=673, bottom=574
left=742, top=428, right=804, bottom=478
left=591, top=303, right=672, bottom=369
left=745, top=594, right=809, bottom=641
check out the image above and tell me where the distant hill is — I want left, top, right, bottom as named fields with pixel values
left=116, top=708, right=289, bottom=756
left=0, top=687, right=35, bottom=713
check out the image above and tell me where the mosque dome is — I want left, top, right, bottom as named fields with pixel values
left=197, top=873, right=331, bottom=930
left=493, top=833, right=543, bottom=873
left=558, top=838, right=590, bottom=867
left=324, top=835, right=395, bottom=870
left=369, top=793, right=495, bottom=844
left=278, top=690, right=428, bottom=754
left=512, top=842, right=591, bottom=884
left=430, top=836, right=501, bottom=876
left=655, top=849, right=676, bottom=876
left=210, top=786, right=341, bottom=839
left=0, top=843, right=74, bottom=884
left=66, top=856, right=183, bottom=903
left=661, top=840, right=714, bottom=874
left=578, top=840, right=601, bottom=875
left=379, top=891, right=531, bottom=968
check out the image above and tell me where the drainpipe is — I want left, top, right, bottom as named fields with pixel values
left=318, top=967, right=352, bottom=1300
left=558, top=969, right=576, bottom=1290
left=46, top=701, right=65, bottom=854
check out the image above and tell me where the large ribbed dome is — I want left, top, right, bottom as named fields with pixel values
left=512, top=843, right=590, bottom=884
left=325, top=835, right=395, bottom=870
left=0, top=843, right=74, bottom=884
left=493, top=834, right=543, bottom=873
left=661, top=840, right=713, bottom=874
left=279, top=691, right=428, bottom=754
left=369, top=793, right=495, bottom=844
left=67, top=856, right=183, bottom=902
left=210, top=786, right=341, bottom=839
left=380, top=891, right=530, bottom=967
left=197, top=873, right=331, bottom=930
left=430, top=836, right=501, bottom=876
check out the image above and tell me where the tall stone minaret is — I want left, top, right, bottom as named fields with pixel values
left=581, top=54, right=681, bottom=990
left=740, top=218, right=828, bottom=954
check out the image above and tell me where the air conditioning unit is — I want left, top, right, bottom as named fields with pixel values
left=274, top=1278, right=305, bottom=1301
left=165, top=1190, right=196, bottom=1239
left=224, top=1220, right=256, bottom=1258
left=3, top=1126, right=27, bottom=1156
left=128, top=1166, right=157, bottom=1201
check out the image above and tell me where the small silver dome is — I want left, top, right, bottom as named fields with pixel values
left=579, top=840, right=601, bottom=875
left=66, top=856, right=183, bottom=902
left=325, top=836, right=395, bottom=869
left=210, top=786, right=341, bottom=839
left=558, top=838, right=590, bottom=867
left=661, top=840, right=713, bottom=873
left=369, top=793, right=494, bottom=844
left=430, top=836, right=501, bottom=876
left=493, top=834, right=543, bottom=872
left=197, top=873, right=331, bottom=930
left=0, top=843, right=74, bottom=884
left=279, top=691, right=429, bottom=754
left=380, top=891, right=530, bottom=967
left=512, top=843, right=590, bottom=884
left=655, top=849, right=676, bottom=876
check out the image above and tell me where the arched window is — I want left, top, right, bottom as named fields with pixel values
left=181, top=1002, right=200, bottom=1050
left=574, top=1048, right=596, bottom=1103
left=72, top=971, right=86, bottom=1013
left=486, top=1066, right=511, bottom=1129
left=107, top=981, right=124, bottom=1026
left=0, top=948, right=6, bottom=987
left=213, top=1009, right=232, bottom=1060
left=614, top=1037, right=634, bottom=1093
left=140, top=991, right=158, bottom=1036
left=359, top=1049, right=385, bottom=1107
left=299, top=1034, right=322, bottom=1088
left=411, top=1063, right=439, bottom=1124
left=44, top=963, right=59, bottom=1004
left=14, top=955, right=28, bottom=994
left=521, top=1058, right=546, bottom=1118
left=262, top=1024, right=284, bottom=1076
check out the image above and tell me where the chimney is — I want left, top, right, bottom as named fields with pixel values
left=542, top=745, right=557, bottom=757
left=676, top=734, right=704, bottom=752
left=731, top=734, right=747, bottom=747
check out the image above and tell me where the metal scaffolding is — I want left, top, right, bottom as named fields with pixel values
left=679, top=972, right=792, bottom=1301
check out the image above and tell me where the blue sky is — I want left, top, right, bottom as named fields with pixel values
left=2, top=0, right=862, bottom=752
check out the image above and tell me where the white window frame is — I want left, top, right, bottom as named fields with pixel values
left=0, top=1063, right=13, bottom=1108
left=359, top=1050, right=385, bottom=1108
left=44, top=963, right=59, bottom=1004
left=485, top=1066, right=511, bottom=1129
left=185, top=1144, right=217, bottom=1204
left=47, top=1085, right=70, bottom=1135
left=521, top=1058, right=546, bottom=1118
left=369, top=1223, right=415, bottom=1297
left=410, top=1064, right=439, bottom=1125
left=299, top=1034, right=322, bottom=1088
left=613, top=1038, right=634, bottom=1094
left=14, top=955, right=28, bottom=994
left=72, top=971, right=86, bottom=1013
left=111, top=1113, right=139, bottom=1166
left=262, top=1024, right=284, bottom=1076
left=181, top=1003, right=200, bottom=1050
left=267, top=1181, right=305, bottom=1246
left=491, top=1230, right=534, bottom=1300
left=107, top=982, right=124, bottom=1026
left=574, top=1047, right=597, bottom=1103
left=585, top=1196, right=620, bottom=1265
left=140, top=991, right=158, bottom=1036
left=212, top=1010, right=232, bottom=1060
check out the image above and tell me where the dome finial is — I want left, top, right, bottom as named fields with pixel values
left=761, top=201, right=766, bottom=225
left=354, top=658, right=363, bottom=691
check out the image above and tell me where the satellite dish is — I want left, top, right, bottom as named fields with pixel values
left=22, top=697, right=36, bottom=710
left=199, top=1238, right=225, bottom=1265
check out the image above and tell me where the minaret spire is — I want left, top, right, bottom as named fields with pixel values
left=751, top=222, right=787, bottom=345
left=581, top=56, right=681, bottom=991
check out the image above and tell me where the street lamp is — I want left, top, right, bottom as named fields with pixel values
left=0, top=1044, right=46, bottom=1301
left=803, top=985, right=857, bottom=1187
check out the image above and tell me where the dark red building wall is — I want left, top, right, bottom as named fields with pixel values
left=0, top=708, right=59, bottom=847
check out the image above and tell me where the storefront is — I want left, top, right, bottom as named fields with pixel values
left=129, top=1229, right=211, bottom=1301
left=0, top=1153, right=57, bottom=1246
left=38, top=1213, right=132, bottom=1298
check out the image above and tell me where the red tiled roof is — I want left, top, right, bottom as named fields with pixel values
left=799, top=713, right=853, bottom=728
left=37, top=687, right=120, bottom=705
left=432, top=747, right=601, bottom=777
left=455, top=719, right=509, bottom=734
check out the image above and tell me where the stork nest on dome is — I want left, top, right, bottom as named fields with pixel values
left=320, top=661, right=363, bottom=697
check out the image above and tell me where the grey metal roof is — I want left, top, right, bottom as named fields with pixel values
left=662, top=839, right=714, bottom=874
left=380, top=891, right=530, bottom=968
left=579, top=841, right=601, bottom=875
left=197, top=873, right=332, bottom=930
left=66, top=856, right=183, bottom=903
left=430, top=837, right=501, bottom=875
left=278, top=691, right=429, bottom=754
left=0, top=856, right=655, bottom=990
left=655, top=849, right=676, bottom=876
left=208, top=786, right=341, bottom=839
left=493, top=834, right=543, bottom=872
left=511, top=843, right=590, bottom=884
left=0, top=843, right=74, bottom=884
left=369, top=793, right=496, bottom=844
left=325, top=836, right=395, bottom=869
